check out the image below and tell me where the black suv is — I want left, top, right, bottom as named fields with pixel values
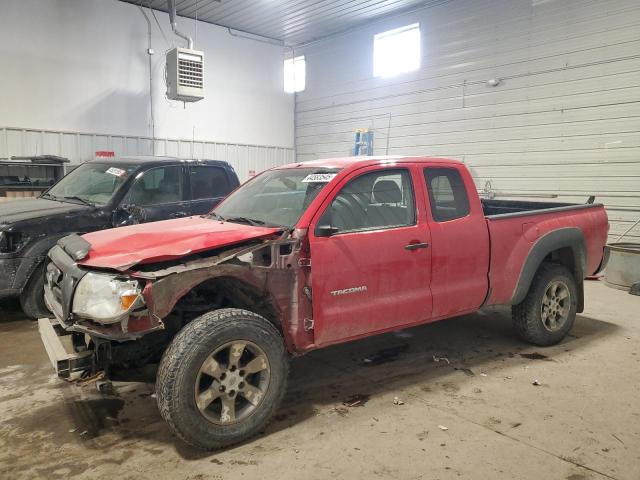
left=0, top=156, right=239, bottom=318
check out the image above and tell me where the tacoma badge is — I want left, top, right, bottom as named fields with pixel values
left=330, top=286, right=368, bottom=296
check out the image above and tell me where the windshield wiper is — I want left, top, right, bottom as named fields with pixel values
left=209, top=213, right=282, bottom=228
left=41, top=192, right=70, bottom=203
left=61, top=196, right=95, bottom=207
left=222, top=216, right=267, bottom=226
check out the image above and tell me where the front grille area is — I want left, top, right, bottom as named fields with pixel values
left=45, top=245, right=87, bottom=325
left=45, top=261, right=63, bottom=311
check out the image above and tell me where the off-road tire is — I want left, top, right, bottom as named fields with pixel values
left=20, top=262, right=51, bottom=320
left=512, top=263, right=578, bottom=346
left=156, top=308, right=289, bottom=450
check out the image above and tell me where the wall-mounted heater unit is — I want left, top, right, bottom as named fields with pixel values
left=166, top=47, right=204, bottom=102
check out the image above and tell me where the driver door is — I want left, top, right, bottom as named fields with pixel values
left=120, top=165, right=190, bottom=224
left=308, top=165, right=432, bottom=346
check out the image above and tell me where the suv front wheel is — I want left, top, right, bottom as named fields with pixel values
left=156, top=308, right=289, bottom=450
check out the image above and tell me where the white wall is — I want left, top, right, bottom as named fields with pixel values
left=0, top=0, right=294, bottom=174
left=296, top=0, right=640, bottom=242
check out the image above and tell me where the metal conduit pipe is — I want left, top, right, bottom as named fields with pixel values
left=138, top=6, right=155, bottom=152
left=167, top=0, right=193, bottom=49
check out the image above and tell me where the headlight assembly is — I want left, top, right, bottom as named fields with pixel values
left=72, top=272, right=143, bottom=324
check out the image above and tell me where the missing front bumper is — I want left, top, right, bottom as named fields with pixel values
left=38, top=318, right=93, bottom=379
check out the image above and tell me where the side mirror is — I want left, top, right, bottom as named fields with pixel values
left=315, top=225, right=339, bottom=237
left=112, top=204, right=145, bottom=227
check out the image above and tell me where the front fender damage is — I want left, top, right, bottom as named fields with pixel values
left=105, top=229, right=314, bottom=352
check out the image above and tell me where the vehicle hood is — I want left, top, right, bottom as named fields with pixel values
left=0, top=198, right=90, bottom=225
left=80, top=216, right=282, bottom=271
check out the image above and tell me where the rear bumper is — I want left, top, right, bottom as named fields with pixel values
left=593, top=246, right=610, bottom=276
left=38, top=317, right=93, bottom=379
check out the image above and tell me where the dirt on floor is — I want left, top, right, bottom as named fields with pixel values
left=0, top=281, right=639, bottom=480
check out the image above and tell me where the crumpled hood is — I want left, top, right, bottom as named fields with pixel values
left=80, top=216, right=282, bottom=271
left=0, top=198, right=88, bottom=225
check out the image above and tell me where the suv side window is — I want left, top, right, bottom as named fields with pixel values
left=128, top=166, right=185, bottom=206
left=424, top=167, right=470, bottom=221
left=191, top=166, right=231, bottom=200
left=320, top=169, right=416, bottom=234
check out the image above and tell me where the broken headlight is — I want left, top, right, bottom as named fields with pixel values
left=72, top=272, right=143, bottom=324
left=0, top=231, right=30, bottom=254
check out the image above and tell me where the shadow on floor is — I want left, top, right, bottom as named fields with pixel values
left=0, top=297, right=25, bottom=324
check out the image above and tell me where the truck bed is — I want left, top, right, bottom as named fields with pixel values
left=482, top=199, right=608, bottom=307
left=481, top=198, right=594, bottom=218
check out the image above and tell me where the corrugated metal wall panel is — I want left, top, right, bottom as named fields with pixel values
left=0, top=127, right=294, bottom=183
left=296, top=0, right=640, bottom=242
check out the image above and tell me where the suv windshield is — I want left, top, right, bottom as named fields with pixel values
left=44, top=163, right=136, bottom=206
left=213, top=168, right=341, bottom=228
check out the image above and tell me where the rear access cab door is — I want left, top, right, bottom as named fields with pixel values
left=421, top=163, right=490, bottom=318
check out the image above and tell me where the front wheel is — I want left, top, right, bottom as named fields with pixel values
left=156, top=308, right=289, bottom=450
left=512, top=263, right=578, bottom=346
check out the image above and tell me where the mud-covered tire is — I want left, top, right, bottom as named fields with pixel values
left=512, top=263, right=578, bottom=346
left=156, top=308, right=289, bottom=450
left=20, top=263, right=51, bottom=320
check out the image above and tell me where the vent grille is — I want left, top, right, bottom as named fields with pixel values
left=178, top=59, right=203, bottom=88
left=166, top=48, right=204, bottom=101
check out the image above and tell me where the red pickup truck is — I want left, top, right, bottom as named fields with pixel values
left=39, top=156, right=608, bottom=450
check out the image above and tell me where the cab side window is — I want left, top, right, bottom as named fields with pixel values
left=128, top=166, right=184, bottom=206
left=191, top=166, right=231, bottom=200
left=321, top=169, right=415, bottom=234
left=424, top=167, right=470, bottom=221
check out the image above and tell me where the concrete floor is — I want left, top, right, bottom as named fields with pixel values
left=0, top=281, right=638, bottom=480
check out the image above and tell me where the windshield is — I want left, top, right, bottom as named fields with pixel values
left=45, top=163, right=136, bottom=206
left=213, top=168, right=341, bottom=228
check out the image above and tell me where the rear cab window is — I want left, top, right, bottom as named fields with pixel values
left=424, top=167, right=470, bottom=221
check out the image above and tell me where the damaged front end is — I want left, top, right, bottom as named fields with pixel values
left=40, top=234, right=159, bottom=379
left=43, top=235, right=158, bottom=342
left=39, top=228, right=311, bottom=379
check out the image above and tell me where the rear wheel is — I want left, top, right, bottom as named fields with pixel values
left=156, top=308, right=289, bottom=450
left=20, top=263, right=51, bottom=320
left=512, top=263, right=577, bottom=346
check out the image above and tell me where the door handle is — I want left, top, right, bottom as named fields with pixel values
left=171, top=211, right=188, bottom=218
left=404, top=242, right=429, bottom=250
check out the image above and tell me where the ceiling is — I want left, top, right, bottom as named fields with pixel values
left=122, top=0, right=446, bottom=46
